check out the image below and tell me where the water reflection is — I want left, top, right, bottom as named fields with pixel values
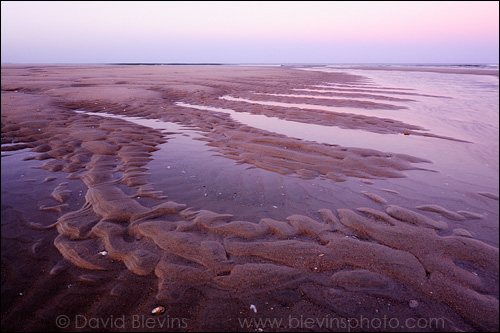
left=175, top=102, right=433, bottom=156
left=73, top=110, right=186, bottom=133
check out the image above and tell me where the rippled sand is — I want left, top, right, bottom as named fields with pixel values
left=1, top=65, right=498, bottom=332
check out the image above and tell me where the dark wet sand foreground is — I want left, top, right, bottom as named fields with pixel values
left=1, top=65, right=498, bottom=332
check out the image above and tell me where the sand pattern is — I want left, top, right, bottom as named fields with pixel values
left=37, top=161, right=498, bottom=331
left=1, top=65, right=498, bottom=331
left=46, top=182, right=499, bottom=331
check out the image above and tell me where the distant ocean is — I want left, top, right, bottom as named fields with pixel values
left=4, top=62, right=497, bottom=69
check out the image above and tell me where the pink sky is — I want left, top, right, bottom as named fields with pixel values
left=1, top=1, right=498, bottom=63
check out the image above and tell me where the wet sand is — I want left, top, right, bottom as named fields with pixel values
left=1, top=65, right=498, bottom=332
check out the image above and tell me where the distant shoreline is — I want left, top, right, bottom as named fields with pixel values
left=2, top=62, right=498, bottom=67
left=3, top=62, right=498, bottom=77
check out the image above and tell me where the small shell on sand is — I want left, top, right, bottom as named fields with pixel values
left=409, top=300, right=419, bottom=308
left=151, top=306, right=166, bottom=315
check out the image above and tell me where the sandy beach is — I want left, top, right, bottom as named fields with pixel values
left=1, top=64, right=498, bottom=332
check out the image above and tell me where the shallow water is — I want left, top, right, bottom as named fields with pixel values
left=70, top=109, right=391, bottom=222
left=180, top=94, right=497, bottom=195
left=176, top=101, right=418, bottom=153
left=73, top=110, right=187, bottom=133
left=219, top=69, right=499, bottom=192
left=255, top=92, right=411, bottom=104
left=84, top=67, right=498, bottom=216
left=68, top=107, right=498, bottom=238
left=347, top=70, right=498, bottom=186
left=220, top=95, right=406, bottom=120
left=303, top=67, right=499, bottom=156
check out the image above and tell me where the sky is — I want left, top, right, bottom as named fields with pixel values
left=1, top=1, right=499, bottom=64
